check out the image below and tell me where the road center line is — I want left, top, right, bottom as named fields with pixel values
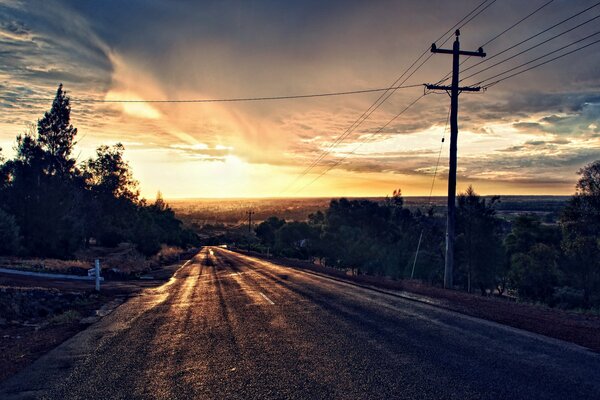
left=259, top=291, right=275, bottom=305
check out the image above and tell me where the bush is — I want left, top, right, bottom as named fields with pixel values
left=0, top=208, right=20, bottom=255
left=509, top=243, right=559, bottom=303
left=552, top=286, right=586, bottom=309
left=98, top=228, right=123, bottom=248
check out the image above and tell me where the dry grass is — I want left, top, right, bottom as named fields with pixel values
left=0, top=244, right=151, bottom=276
left=153, top=245, right=185, bottom=264
left=0, top=244, right=192, bottom=279
left=0, top=257, right=89, bottom=273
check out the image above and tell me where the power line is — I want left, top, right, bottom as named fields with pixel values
left=20, top=84, right=423, bottom=104
left=427, top=106, right=450, bottom=204
left=294, top=94, right=428, bottom=193
left=481, top=0, right=554, bottom=48
left=282, top=0, right=498, bottom=194
left=455, top=0, right=499, bottom=35
left=482, top=36, right=600, bottom=88
left=475, top=31, right=600, bottom=87
left=460, top=16, right=600, bottom=83
left=410, top=103, right=450, bottom=280
left=459, top=1, right=600, bottom=77
left=280, top=60, right=428, bottom=194
left=282, top=45, right=446, bottom=194
left=436, top=0, right=555, bottom=84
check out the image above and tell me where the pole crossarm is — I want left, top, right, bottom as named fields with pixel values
left=431, top=45, right=486, bottom=58
left=426, top=84, right=481, bottom=92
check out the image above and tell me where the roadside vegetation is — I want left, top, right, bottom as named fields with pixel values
left=247, top=165, right=600, bottom=311
left=0, top=85, right=199, bottom=262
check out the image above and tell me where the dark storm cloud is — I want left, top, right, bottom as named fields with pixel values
left=0, top=1, right=111, bottom=93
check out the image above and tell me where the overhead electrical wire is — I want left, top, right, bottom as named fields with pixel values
left=294, top=93, right=429, bottom=193
left=473, top=31, right=600, bottom=87
left=481, top=36, right=600, bottom=88
left=460, top=17, right=600, bottom=83
left=22, top=84, right=423, bottom=104
left=283, top=0, right=499, bottom=194
left=458, top=1, right=600, bottom=76
left=480, top=0, right=554, bottom=48
left=427, top=106, right=450, bottom=204
left=410, top=103, right=450, bottom=279
left=435, top=0, right=556, bottom=85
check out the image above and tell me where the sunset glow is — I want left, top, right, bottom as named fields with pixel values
left=1, top=0, right=599, bottom=199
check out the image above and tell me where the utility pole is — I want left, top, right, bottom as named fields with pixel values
left=426, top=30, right=485, bottom=289
left=246, top=210, right=255, bottom=234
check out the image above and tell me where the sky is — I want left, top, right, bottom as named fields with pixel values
left=1, top=0, right=599, bottom=199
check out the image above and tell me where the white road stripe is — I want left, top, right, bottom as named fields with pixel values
left=259, top=292, right=275, bottom=305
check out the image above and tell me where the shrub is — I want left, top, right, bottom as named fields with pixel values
left=0, top=208, right=20, bottom=255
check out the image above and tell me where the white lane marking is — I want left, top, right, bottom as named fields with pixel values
left=259, top=291, right=275, bottom=305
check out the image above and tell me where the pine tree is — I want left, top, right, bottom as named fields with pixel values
left=37, top=84, right=78, bottom=176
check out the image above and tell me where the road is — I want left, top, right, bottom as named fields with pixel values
left=1, top=247, right=600, bottom=399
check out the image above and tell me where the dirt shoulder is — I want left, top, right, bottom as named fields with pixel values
left=234, top=249, right=600, bottom=353
left=0, top=262, right=183, bottom=383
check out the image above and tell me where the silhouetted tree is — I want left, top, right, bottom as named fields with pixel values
left=456, top=186, right=504, bottom=295
left=255, top=216, right=286, bottom=248
left=84, top=143, right=139, bottom=201
left=83, top=143, right=139, bottom=246
left=0, top=208, right=20, bottom=255
left=509, top=243, right=559, bottom=303
left=0, top=84, right=196, bottom=258
left=504, top=214, right=561, bottom=297
left=274, top=221, right=318, bottom=259
left=560, top=160, right=600, bottom=306
left=1, top=118, right=84, bottom=257
left=37, top=84, right=77, bottom=176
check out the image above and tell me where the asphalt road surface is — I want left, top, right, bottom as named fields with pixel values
left=2, top=247, right=600, bottom=399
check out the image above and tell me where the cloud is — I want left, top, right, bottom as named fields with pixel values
left=1, top=0, right=600, bottom=197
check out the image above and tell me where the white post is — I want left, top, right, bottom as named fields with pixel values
left=95, top=259, right=101, bottom=292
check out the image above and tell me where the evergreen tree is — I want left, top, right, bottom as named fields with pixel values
left=456, top=186, right=504, bottom=295
left=560, top=160, right=600, bottom=306
left=37, top=84, right=77, bottom=176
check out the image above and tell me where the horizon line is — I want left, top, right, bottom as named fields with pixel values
left=165, top=194, right=572, bottom=201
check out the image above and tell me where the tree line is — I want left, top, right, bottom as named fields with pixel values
left=254, top=167, right=600, bottom=310
left=0, top=85, right=198, bottom=258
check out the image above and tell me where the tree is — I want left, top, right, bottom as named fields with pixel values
left=37, top=84, right=78, bottom=176
left=274, top=221, right=318, bottom=259
left=503, top=214, right=561, bottom=297
left=0, top=208, right=20, bottom=255
left=84, top=143, right=139, bottom=201
left=82, top=143, right=140, bottom=246
left=509, top=243, right=558, bottom=303
left=255, top=217, right=286, bottom=248
left=322, top=195, right=417, bottom=277
left=0, top=117, right=84, bottom=258
left=455, top=186, right=504, bottom=295
left=0, top=84, right=196, bottom=258
left=411, top=210, right=445, bottom=284
left=133, top=207, right=162, bottom=256
left=504, top=214, right=561, bottom=257
left=560, top=160, right=600, bottom=306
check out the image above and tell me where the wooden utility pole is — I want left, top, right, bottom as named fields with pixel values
left=246, top=210, right=255, bottom=234
left=426, top=30, right=485, bottom=289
